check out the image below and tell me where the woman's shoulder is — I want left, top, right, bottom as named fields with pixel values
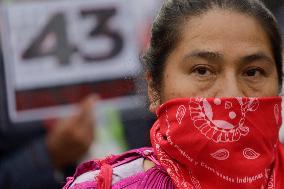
left=63, top=147, right=174, bottom=189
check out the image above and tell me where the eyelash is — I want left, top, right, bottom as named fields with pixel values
left=243, top=67, right=266, bottom=77
left=192, top=65, right=215, bottom=76
left=190, top=65, right=267, bottom=82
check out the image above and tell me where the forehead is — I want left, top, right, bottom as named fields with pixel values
left=176, top=9, right=272, bottom=58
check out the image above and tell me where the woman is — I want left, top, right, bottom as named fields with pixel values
left=63, top=0, right=284, bottom=188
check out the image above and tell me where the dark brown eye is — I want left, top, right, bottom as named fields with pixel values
left=196, top=68, right=208, bottom=75
left=246, top=69, right=257, bottom=76
left=193, top=67, right=212, bottom=76
left=244, top=68, right=264, bottom=77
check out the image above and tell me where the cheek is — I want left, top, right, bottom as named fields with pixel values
left=239, top=75, right=279, bottom=97
left=160, top=73, right=199, bottom=102
left=263, top=78, right=279, bottom=96
left=255, top=69, right=279, bottom=96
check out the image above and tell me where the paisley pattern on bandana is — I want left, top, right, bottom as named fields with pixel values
left=151, top=97, right=284, bottom=189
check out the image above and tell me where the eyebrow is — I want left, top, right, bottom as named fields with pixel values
left=240, top=52, right=274, bottom=65
left=182, top=50, right=274, bottom=65
left=183, top=51, right=223, bottom=62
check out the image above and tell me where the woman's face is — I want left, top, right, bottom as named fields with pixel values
left=149, top=9, right=279, bottom=111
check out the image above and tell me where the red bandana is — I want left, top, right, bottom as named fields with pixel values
left=151, top=97, right=284, bottom=189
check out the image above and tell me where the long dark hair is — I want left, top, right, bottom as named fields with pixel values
left=143, top=0, right=283, bottom=92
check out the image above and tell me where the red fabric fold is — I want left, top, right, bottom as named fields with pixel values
left=151, top=97, right=284, bottom=189
left=97, top=164, right=113, bottom=189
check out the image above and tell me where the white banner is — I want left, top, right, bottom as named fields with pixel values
left=1, top=0, right=160, bottom=123
left=2, top=0, right=140, bottom=90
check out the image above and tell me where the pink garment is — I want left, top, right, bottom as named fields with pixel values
left=63, top=148, right=174, bottom=189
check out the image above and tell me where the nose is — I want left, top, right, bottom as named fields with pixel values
left=214, top=75, right=245, bottom=98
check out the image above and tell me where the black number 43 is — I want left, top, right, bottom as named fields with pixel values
left=22, top=7, right=124, bottom=65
